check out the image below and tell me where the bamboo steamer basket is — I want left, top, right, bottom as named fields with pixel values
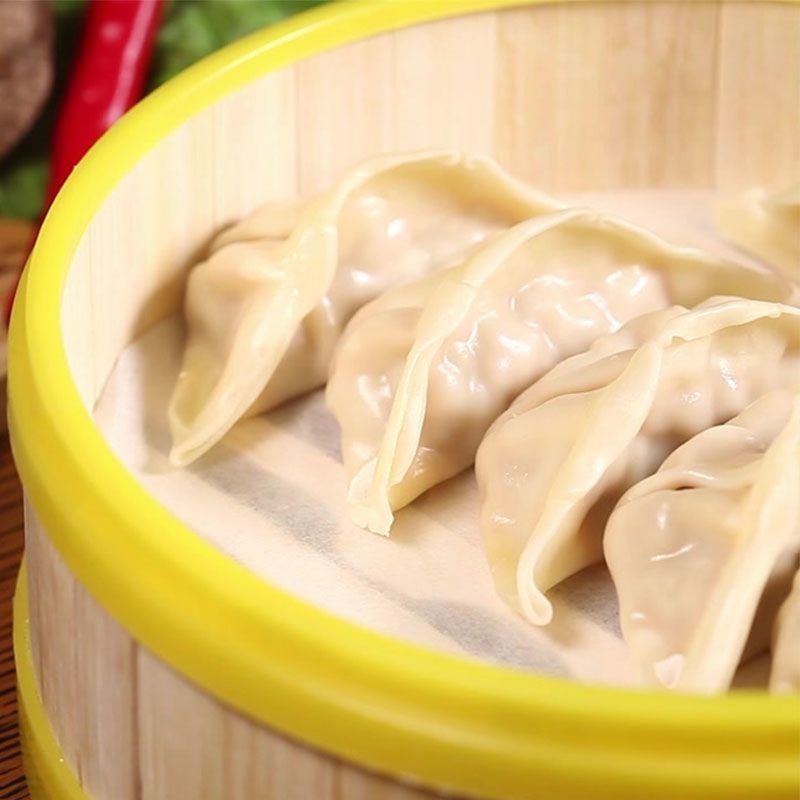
left=9, top=1, right=800, bottom=798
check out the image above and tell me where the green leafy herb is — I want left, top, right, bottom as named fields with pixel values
left=149, top=0, right=328, bottom=87
left=0, top=0, right=87, bottom=219
left=0, top=0, right=328, bottom=220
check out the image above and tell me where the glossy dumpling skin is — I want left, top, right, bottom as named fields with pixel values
left=716, top=185, right=800, bottom=278
left=169, top=151, right=561, bottom=466
left=771, top=567, right=800, bottom=693
left=605, top=391, right=800, bottom=693
left=475, top=299, right=800, bottom=626
left=328, top=208, right=797, bottom=535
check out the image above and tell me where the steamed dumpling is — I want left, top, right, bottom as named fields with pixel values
left=771, top=568, right=800, bottom=693
left=604, top=391, right=800, bottom=693
left=169, top=151, right=561, bottom=465
left=327, top=209, right=796, bottom=534
left=716, top=185, right=800, bottom=278
left=475, top=299, right=800, bottom=626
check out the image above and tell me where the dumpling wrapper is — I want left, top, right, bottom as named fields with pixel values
left=475, top=298, right=800, bottom=626
left=169, top=150, right=561, bottom=465
left=716, top=185, right=800, bottom=278
left=605, top=391, right=800, bottom=693
left=328, top=208, right=797, bottom=535
left=771, top=568, right=800, bottom=693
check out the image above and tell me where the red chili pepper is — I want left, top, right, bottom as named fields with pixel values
left=5, top=0, right=165, bottom=322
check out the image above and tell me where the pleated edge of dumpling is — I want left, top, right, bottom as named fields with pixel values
left=168, top=277, right=313, bottom=467
left=168, top=152, right=463, bottom=467
left=511, top=300, right=800, bottom=630
left=349, top=210, right=590, bottom=534
left=674, top=392, right=800, bottom=694
left=769, top=566, right=800, bottom=693
left=171, top=149, right=565, bottom=470
left=513, top=340, right=665, bottom=627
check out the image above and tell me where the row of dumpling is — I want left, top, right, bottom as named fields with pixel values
left=168, top=151, right=800, bottom=694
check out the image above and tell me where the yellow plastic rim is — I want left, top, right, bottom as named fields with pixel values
left=8, top=2, right=800, bottom=799
left=15, top=563, right=88, bottom=800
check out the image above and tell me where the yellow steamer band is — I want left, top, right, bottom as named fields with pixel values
left=9, top=2, right=800, bottom=799
left=15, top=564, right=87, bottom=800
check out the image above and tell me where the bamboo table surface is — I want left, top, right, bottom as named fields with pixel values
left=0, top=432, right=29, bottom=799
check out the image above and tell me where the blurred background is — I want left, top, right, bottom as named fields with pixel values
left=0, top=0, right=326, bottom=324
left=1, top=0, right=327, bottom=219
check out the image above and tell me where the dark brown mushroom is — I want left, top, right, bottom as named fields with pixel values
left=0, top=0, right=54, bottom=159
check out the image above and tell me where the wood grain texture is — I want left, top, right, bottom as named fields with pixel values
left=714, top=1, right=800, bottom=189
left=0, top=434, right=29, bottom=800
left=24, top=1, right=800, bottom=798
left=495, top=2, right=722, bottom=189
left=0, top=217, right=33, bottom=386
left=0, top=216, right=31, bottom=795
left=25, top=515, right=461, bottom=799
